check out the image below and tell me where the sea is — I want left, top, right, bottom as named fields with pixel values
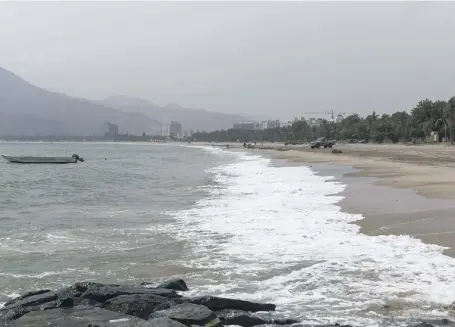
left=0, top=141, right=454, bottom=327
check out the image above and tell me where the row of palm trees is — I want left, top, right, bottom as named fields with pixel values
left=192, top=96, right=455, bottom=144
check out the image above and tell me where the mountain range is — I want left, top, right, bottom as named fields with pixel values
left=0, top=66, right=248, bottom=136
left=98, top=96, right=248, bottom=132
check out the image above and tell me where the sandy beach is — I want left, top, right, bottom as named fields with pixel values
left=210, top=142, right=455, bottom=257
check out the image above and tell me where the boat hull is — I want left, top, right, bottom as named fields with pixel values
left=1, top=155, right=77, bottom=164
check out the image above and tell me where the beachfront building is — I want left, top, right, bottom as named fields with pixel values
left=105, top=122, right=119, bottom=137
left=169, top=121, right=183, bottom=138
left=160, top=123, right=169, bottom=137
left=306, top=118, right=323, bottom=127
left=161, top=121, right=183, bottom=138
left=233, top=121, right=261, bottom=130
left=261, top=120, right=281, bottom=130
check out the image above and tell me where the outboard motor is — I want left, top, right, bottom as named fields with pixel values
left=72, top=154, right=85, bottom=163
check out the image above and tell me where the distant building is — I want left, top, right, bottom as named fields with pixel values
left=161, top=123, right=169, bottom=137
left=336, top=114, right=344, bottom=123
left=169, top=121, right=183, bottom=138
left=261, top=120, right=280, bottom=130
left=105, top=122, right=119, bottom=136
left=233, top=121, right=261, bottom=130
left=306, top=118, right=323, bottom=127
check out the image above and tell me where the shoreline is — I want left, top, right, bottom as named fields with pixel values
left=203, top=142, right=455, bottom=258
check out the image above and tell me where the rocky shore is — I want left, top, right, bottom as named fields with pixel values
left=0, top=278, right=448, bottom=327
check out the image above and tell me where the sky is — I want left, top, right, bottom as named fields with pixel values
left=1, top=1, right=455, bottom=121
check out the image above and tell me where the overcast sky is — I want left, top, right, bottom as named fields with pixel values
left=1, top=1, right=455, bottom=120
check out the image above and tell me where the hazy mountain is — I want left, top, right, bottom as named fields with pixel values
left=100, top=96, right=250, bottom=132
left=0, top=67, right=161, bottom=136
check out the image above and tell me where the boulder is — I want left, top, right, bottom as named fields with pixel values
left=187, top=296, right=275, bottom=312
left=0, top=306, right=30, bottom=322
left=150, top=303, right=221, bottom=327
left=7, top=305, right=153, bottom=327
left=217, top=309, right=299, bottom=327
left=39, top=297, right=74, bottom=311
left=56, top=282, right=109, bottom=299
left=0, top=291, right=58, bottom=312
left=81, top=285, right=179, bottom=303
left=414, top=320, right=455, bottom=327
left=332, top=149, right=342, bottom=154
left=102, top=294, right=178, bottom=319
left=147, top=317, right=188, bottom=327
left=156, top=279, right=189, bottom=292
left=3, top=289, right=51, bottom=307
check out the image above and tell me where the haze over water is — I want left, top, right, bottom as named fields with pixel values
left=0, top=142, right=455, bottom=326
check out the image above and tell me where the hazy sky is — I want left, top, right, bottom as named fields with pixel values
left=1, top=1, right=455, bottom=120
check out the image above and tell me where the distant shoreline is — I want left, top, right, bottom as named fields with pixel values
left=0, top=136, right=185, bottom=143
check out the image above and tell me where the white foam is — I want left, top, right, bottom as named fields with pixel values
left=170, top=147, right=455, bottom=326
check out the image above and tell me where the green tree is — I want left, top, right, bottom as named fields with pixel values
left=443, top=97, right=455, bottom=144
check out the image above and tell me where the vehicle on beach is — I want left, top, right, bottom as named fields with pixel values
left=310, top=137, right=335, bottom=149
left=284, top=140, right=304, bottom=146
left=2, top=153, right=84, bottom=164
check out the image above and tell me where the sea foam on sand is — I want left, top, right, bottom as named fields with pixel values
left=170, top=146, right=455, bottom=326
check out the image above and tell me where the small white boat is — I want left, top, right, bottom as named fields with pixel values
left=2, top=154, right=84, bottom=164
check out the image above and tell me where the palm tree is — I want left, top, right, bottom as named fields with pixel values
left=443, top=96, right=455, bottom=144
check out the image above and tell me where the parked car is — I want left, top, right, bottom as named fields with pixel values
left=310, top=137, right=335, bottom=149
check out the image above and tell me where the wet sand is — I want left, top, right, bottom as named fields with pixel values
left=207, top=142, right=455, bottom=257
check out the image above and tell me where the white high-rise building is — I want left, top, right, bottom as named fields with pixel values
left=261, top=120, right=281, bottom=130
left=161, top=123, right=170, bottom=137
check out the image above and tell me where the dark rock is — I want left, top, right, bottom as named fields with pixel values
left=156, top=279, right=189, bottom=292
left=2, top=282, right=108, bottom=313
left=39, top=297, right=74, bottom=311
left=187, top=296, right=275, bottom=312
left=332, top=149, right=342, bottom=154
left=55, top=282, right=108, bottom=299
left=150, top=303, right=221, bottom=327
left=0, top=291, right=58, bottom=311
left=0, top=297, right=75, bottom=324
left=102, top=294, right=178, bottom=319
left=217, top=309, right=299, bottom=327
left=416, top=319, right=455, bottom=327
left=0, top=306, right=30, bottom=322
left=146, top=318, right=188, bottom=327
left=7, top=305, right=152, bottom=327
left=74, top=297, right=104, bottom=308
left=3, top=289, right=51, bottom=307
left=81, top=285, right=179, bottom=303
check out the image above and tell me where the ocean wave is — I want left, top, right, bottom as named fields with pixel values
left=170, top=147, right=455, bottom=326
